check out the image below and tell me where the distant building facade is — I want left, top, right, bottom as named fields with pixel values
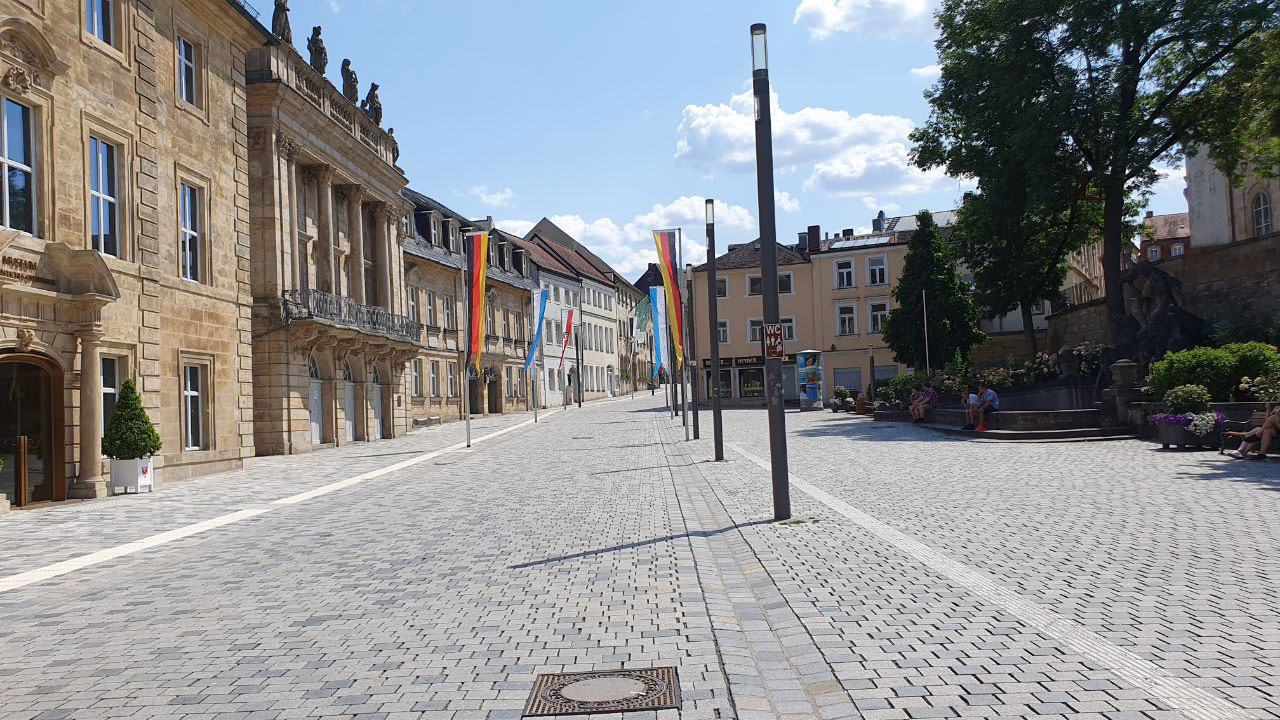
left=1186, top=147, right=1277, bottom=247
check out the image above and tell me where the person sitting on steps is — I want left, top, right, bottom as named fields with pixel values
left=910, top=382, right=937, bottom=424
left=975, top=383, right=999, bottom=431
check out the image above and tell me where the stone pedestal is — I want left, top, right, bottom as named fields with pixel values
left=1102, top=359, right=1144, bottom=428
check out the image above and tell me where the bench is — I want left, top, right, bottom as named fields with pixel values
left=1220, top=411, right=1280, bottom=456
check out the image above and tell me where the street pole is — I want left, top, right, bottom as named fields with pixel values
left=679, top=229, right=690, bottom=440
left=706, top=198, right=724, bottom=461
left=575, top=328, right=583, bottom=408
left=922, top=289, right=931, bottom=376
left=750, top=23, right=790, bottom=521
left=687, top=263, right=700, bottom=440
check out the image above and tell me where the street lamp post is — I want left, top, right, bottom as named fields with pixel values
left=687, top=263, right=700, bottom=440
left=751, top=23, right=790, bottom=521
left=706, top=198, right=724, bottom=461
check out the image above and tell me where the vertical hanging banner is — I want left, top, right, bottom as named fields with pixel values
left=558, top=308, right=575, bottom=369
left=525, top=289, right=549, bottom=372
left=650, top=286, right=668, bottom=379
left=652, top=230, right=685, bottom=368
left=466, top=231, right=490, bottom=369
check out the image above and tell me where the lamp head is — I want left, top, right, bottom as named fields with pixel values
left=750, top=23, right=768, bottom=72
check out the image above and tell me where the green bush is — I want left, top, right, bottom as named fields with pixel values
left=875, top=374, right=924, bottom=403
left=1221, top=342, right=1280, bottom=383
left=1145, top=347, right=1237, bottom=401
left=1163, top=384, right=1212, bottom=414
left=102, top=378, right=162, bottom=460
left=833, top=386, right=851, bottom=400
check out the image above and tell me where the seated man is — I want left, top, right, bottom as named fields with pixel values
left=1229, top=397, right=1280, bottom=459
left=912, top=382, right=939, bottom=423
left=976, top=383, right=1000, bottom=431
left=909, top=382, right=930, bottom=423
left=962, top=387, right=980, bottom=430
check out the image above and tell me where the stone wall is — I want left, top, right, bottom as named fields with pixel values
left=970, top=330, right=1048, bottom=367
left=1048, top=236, right=1280, bottom=353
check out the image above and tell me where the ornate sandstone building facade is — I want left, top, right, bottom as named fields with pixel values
left=0, top=0, right=265, bottom=508
left=245, top=34, right=419, bottom=455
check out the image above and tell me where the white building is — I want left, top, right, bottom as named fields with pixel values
left=1186, top=146, right=1278, bottom=247
left=515, top=235, right=580, bottom=407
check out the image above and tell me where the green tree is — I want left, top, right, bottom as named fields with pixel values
left=883, top=211, right=985, bottom=370
left=102, top=378, right=162, bottom=460
left=1192, top=28, right=1280, bottom=177
left=913, top=0, right=1280, bottom=354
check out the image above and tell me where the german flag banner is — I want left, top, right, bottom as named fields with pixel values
left=652, top=229, right=684, bottom=369
left=466, top=231, right=490, bottom=369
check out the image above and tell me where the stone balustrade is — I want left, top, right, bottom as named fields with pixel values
left=282, top=289, right=421, bottom=344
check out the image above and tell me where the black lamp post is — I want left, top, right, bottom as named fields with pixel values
left=750, top=23, right=790, bottom=521
left=706, top=198, right=724, bottom=461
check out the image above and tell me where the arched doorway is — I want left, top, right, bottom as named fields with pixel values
left=0, top=353, right=65, bottom=506
left=340, top=360, right=355, bottom=442
left=307, top=355, right=323, bottom=445
left=369, top=366, right=383, bottom=441
left=486, top=366, right=501, bottom=414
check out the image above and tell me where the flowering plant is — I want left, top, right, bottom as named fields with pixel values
left=1150, top=411, right=1228, bottom=435
left=1237, top=373, right=1280, bottom=402
left=1070, top=342, right=1108, bottom=376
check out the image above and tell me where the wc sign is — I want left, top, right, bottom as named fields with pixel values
left=763, top=323, right=785, bottom=359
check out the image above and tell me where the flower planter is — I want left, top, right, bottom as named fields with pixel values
left=110, top=457, right=155, bottom=494
left=1156, top=423, right=1216, bottom=450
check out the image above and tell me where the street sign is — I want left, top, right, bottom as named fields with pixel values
left=763, top=323, right=784, bottom=358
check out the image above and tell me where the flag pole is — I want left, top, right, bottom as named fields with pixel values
left=460, top=260, right=471, bottom=448
left=679, top=228, right=690, bottom=440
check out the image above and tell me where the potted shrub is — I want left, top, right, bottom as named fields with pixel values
left=102, top=378, right=162, bottom=493
left=1151, top=384, right=1226, bottom=449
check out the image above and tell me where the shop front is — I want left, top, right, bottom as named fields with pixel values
left=702, top=354, right=799, bottom=406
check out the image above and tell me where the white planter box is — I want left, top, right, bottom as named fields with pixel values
left=110, top=457, right=155, bottom=495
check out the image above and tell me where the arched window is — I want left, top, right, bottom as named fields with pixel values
left=308, top=355, right=320, bottom=379
left=1253, top=193, right=1272, bottom=238
left=341, top=360, right=353, bottom=382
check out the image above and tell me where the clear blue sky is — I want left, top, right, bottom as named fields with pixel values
left=248, top=0, right=1186, bottom=278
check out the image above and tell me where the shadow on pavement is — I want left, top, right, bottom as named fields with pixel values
left=509, top=519, right=774, bottom=569
left=1175, top=453, right=1280, bottom=492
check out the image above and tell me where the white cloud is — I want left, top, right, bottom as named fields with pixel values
left=327, top=0, right=341, bottom=11
left=909, top=64, right=941, bottom=78
left=495, top=219, right=535, bottom=237
left=470, top=185, right=516, bottom=208
left=1141, top=166, right=1187, bottom=215
left=775, top=191, right=802, bottom=212
left=677, top=89, right=947, bottom=209
left=861, top=196, right=901, bottom=213
left=498, top=196, right=756, bottom=277
left=794, top=0, right=934, bottom=40
left=676, top=88, right=914, bottom=175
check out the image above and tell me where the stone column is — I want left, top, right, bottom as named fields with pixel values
left=71, top=329, right=107, bottom=498
left=281, top=137, right=301, bottom=291
left=313, top=165, right=335, bottom=294
left=373, top=203, right=391, bottom=311
left=347, top=187, right=366, bottom=305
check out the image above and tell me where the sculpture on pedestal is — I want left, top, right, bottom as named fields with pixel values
left=272, top=0, right=292, bottom=45
left=307, top=26, right=327, bottom=74
left=340, top=59, right=358, bottom=103
left=360, top=83, right=383, bottom=126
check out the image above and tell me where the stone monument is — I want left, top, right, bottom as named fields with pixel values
left=271, top=0, right=292, bottom=45
left=306, top=26, right=327, bottom=74
left=340, top=59, right=358, bottom=103
left=360, top=83, right=382, bottom=125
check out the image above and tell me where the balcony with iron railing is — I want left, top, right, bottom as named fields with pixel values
left=282, top=289, right=421, bottom=344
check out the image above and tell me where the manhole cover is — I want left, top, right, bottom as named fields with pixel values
left=523, top=667, right=679, bottom=716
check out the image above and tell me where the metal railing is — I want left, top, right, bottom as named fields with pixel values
left=282, top=289, right=422, bottom=343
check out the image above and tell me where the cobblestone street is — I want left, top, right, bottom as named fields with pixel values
left=0, top=395, right=1277, bottom=720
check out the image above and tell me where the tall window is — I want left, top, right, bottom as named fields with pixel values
left=179, top=182, right=202, bottom=281
left=1253, top=193, right=1272, bottom=238
left=101, top=356, right=120, bottom=438
left=837, top=305, right=857, bottom=335
left=1, top=99, right=34, bottom=234
left=781, top=318, right=795, bottom=340
left=870, top=302, right=890, bottom=334
left=868, top=256, right=887, bottom=286
left=177, top=36, right=200, bottom=107
left=89, top=136, right=118, bottom=257
left=748, top=276, right=762, bottom=296
left=430, top=361, right=440, bottom=397
left=717, top=320, right=729, bottom=344
left=86, top=0, right=115, bottom=46
left=505, top=366, right=513, bottom=397
left=835, top=260, right=854, bottom=289
left=715, top=277, right=727, bottom=297
left=408, top=287, right=419, bottom=323
left=444, top=295, right=455, bottom=329
left=426, top=291, right=436, bottom=326
left=448, top=362, right=458, bottom=396
left=778, top=274, right=793, bottom=294
left=553, top=286, right=561, bottom=303
left=503, top=310, right=511, bottom=338
left=749, top=319, right=764, bottom=342
left=182, top=363, right=208, bottom=451
left=431, top=218, right=440, bottom=245
left=545, top=319, right=554, bottom=345
left=411, top=359, right=423, bottom=396
left=448, top=224, right=457, bottom=251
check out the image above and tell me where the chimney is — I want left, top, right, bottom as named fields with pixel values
left=872, top=210, right=886, bottom=233
left=842, top=228, right=854, bottom=238
left=1145, top=210, right=1154, bottom=219
left=796, top=231, right=808, bottom=251
left=807, top=224, right=820, bottom=250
